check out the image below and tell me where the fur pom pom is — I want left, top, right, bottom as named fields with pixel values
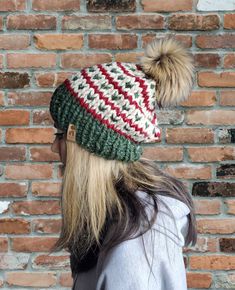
left=140, top=37, right=194, bottom=108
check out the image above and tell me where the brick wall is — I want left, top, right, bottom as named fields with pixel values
left=0, top=0, right=234, bottom=289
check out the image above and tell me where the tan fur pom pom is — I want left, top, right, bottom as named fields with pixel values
left=140, top=37, right=194, bottom=108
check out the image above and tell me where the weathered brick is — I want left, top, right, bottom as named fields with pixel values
left=33, top=110, right=53, bottom=125
left=217, top=164, right=235, bottom=179
left=7, top=14, right=56, bottom=30
left=0, top=0, right=26, bottom=11
left=89, top=34, right=137, bottom=50
left=87, top=0, right=135, bottom=12
left=0, top=237, right=8, bottom=252
left=220, top=238, right=235, bottom=252
left=32, top=219, right=61, bottom=234
left=0, top=35, right=29, bottom=49
left=6, top=272, right=57, bottom=287
left=115, top=52, right=144, bottom=63
left=35, top=72, right=72, bottom=87
left=187, top=110, right=235, bottom=125
left=225, top=200, right=235, bottom=215
left=0, top=253, right=29, bottom=269
left=194, top=53, right=220, bottom=68
left=62, top=15, right=111, bottom=30
left=32, top=254, right=70, bottom=269
left=33, top=0, right=80, bottom=11
left=181, top=91, right=216, bottom=107
left=224, top=54, right=235, bottom=68
left=61, top=53, right=112, bottom=69
left=197, top=0, right=235, bottom=11
left=6, top=128, right=54, bottom=144
left=190, top=255, right=235, bottom=270
left=30, top=147, right=60, bottom=162
left=186, top=272, right=212, bottom=289
left=8, top=91, right=52, bottom=106
left=194, top=199, right=221, bottom=215
left=198, top=72, right=235, bottom=87
left=11, top=237, right=58, bottom=252
left=7, top=53, right=56, bottom=68
left=169, top=14, right=220, bottom=30
left=218, top=129, right=235, bottom=144
left=32, top=182, right=62, bottom=197
left=0, top=147, right=26, bottom=161
left=165, top=165, right=212, bottom=180
left=143, top=147, right=183, bottom=161
left=197, top=219, right=235, bottom=234
left=0, top=218, right=30, bottom=234
left=196, top=34, right=235, bottom=48
left=192, top=182, right=235, bottom=197
left=0, top=91, right=4, bottom=106
left=0, top=17, right=3, bottom=30
left=157, top=110, right=184, bottom=125
left=220, top=91, right=235, bottom=106
left=116, top=15, right=164, bottom=30
left=224, top=14, right=235, bottom=29
left=166, top=128, right=214, bottom=144
left=34, top=34, right=83, bottom=50
left=0, top=110, right=29, bottom=125
left=59, top=272, right=73, bottom=287
left=142, top=33, right=192, bottom=48
left=5, top=164, right=53, bottom=180
left=0, top=72, right=29, bottom=89
left=12, top=201, right=61, bottom=215
left=188, top=147, right=235, bottom=162
left=142, top=0, right=192, bottom=11
left=0, top=182, right=27, bottom=197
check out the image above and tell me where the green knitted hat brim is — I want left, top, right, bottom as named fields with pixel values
left=50, top=82, right=143, bottom=162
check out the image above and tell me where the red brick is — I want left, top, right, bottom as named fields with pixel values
left=224, top=14, right=235, bottom=29
left=0, top=147, right=26, bottom=161
left=188, top=147, right=235, bottom=162
left=180, top=91, right=216, bottom=107
left=194, top=199, right=221, bottom=215
left=7, top=14, right=56, bottom=30
left=0, top=92, right=4, bottom=106
left=30, top=146, right=60, bottom=162
left=143, top=146, right=183, bottom=161
left=196, top=34, right=235, bottom=48
left=32, top=182, right=62, bottom=197
left=33, top=0, right=80, bottom=11
left=166, top=128, right=214, bottom=144
left=32, top=218, right=61, bottom=234
left=142, top=33, right=192, bottom=48
left=224, top=54, right=235, bottom=68
left=6, top=128, right=54, bottom=144
left=5, top=164, right=53, bottom=179
left=186, top=272, right=212, bottom=289
left=11, top=237, right=58, bottom=252
left=34, top=34, right=83, bottom=50
left=220, top=91, right=235, bottom=106
left=0, top=182, right=27, bottom=197
left=116, top=15, right=164, bottom=30
left=0, top=238, right=8, bottom=252
left=89, top=34, right=137, bottom=50
left=115, top=52, right=144, bottom=63
left=35, top=72, right=72, bottom=87
left=0, top=218, right=30, bottom=234
left=190, top=255, right=235, bottom=270
left=0, top=17, right=3, bottom=30
left=194, top=53, right=220, bottom=68
left=187, top=110, right=235, bottom=125
left=141, top=0, right=192, bottom=11
left=61, top=53, right=112, bottom=69
left=225, top=200, right=235, bottom=215
left=33, top=254, right=70, bottom=269
left=33, top=110, right=53, bottom=125
left=6, top=272, right=57, bottom=287
left=62, top=15, right=111, bottom=30
left=0, top=110, right=29, bottom=125
left=169, top=14, right=219, bottom=30
left=165, top=165, right=212, bottom=180
left=8, top=91, right=52, bottom=106
left=0, top=0, right=26, bottom=11
left=0, top=72, right=29, bottom=89
left=12, top=200, right=61, bottom=215
left=59, top=272, right=73, bottom=287
left=197, top=219, right=235, bottom=234
left=198, top=72, right=235, bottom=87
left=7, top=53, right=56, bottom=69
left=0, top=35, right=29, bottom=49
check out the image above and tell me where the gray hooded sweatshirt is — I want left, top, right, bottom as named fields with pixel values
left=72, top=190, right=190, bottom=290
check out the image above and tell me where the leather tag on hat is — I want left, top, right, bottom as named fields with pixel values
left=67, top=124, right=76, bottom=142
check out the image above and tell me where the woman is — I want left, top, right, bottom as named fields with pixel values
left=50, top=37, right=197, bottom=290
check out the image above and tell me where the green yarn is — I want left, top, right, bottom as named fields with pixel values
left=50, top=82, right=143, bottom=162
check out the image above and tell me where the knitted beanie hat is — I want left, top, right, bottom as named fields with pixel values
left=50, top=37, right=194, bottom=162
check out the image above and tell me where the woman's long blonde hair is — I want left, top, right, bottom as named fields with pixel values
left=52, top=139, right=197, bottom=259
